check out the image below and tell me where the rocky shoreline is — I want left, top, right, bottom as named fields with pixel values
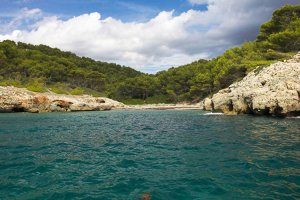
left=0, top=86, right=125, bottom=113
left=0, top=86, right=201, bottom=113
left=202, top=53, right=300, bottom=117
left=1, top=53, right=299, bottom=116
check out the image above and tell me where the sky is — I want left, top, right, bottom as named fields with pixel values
left=0, top=0, right=299, bottom=73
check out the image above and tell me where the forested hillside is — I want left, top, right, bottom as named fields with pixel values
left=0, top=41, right=142, bottom=96
left=154, top=5, right=299, bottom=102
left=0, top=5, right=299, bottom=104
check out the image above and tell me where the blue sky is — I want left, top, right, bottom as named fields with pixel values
left=1, top=0, right=207, bottom=22
left=0, top=0, right=298, bottom=73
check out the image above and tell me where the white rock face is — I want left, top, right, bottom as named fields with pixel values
left=203, top=98, right=213, bottom=111
left=204, top=53, right=300, bottom=117
left=0, top=86, right=124, bottom=113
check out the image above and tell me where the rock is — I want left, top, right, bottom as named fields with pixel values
left=203, top=98, right=213, bottom=111
left=96, top=98, right=106, bottom=103
left=33, top=96, right=49, bottom=104
left=0, top=86, right=125, bottom=113
left=198, top=101, right=204, bottom=109
left=210, top=53, right=300, bottom=117
left=52, top=100, right=73, bottom=109
left=28, top=108, right=39, bottom=113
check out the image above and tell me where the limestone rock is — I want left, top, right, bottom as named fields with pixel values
left=203, top=98, right=213, bottom=111
left=210, top=53, right=300, bottom=117
left=0, top=86, right=125, bottom=113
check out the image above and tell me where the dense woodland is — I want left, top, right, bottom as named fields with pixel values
left=0, top=5, right=299, bottom=104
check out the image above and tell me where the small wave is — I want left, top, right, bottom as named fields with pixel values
left=287, top=116, right=300, bottom=119
left=203, top=112, right=224, bottom=116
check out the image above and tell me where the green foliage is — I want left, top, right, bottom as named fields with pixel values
left=268, top=30, right=300, bottom=52
left=0, top=39, right=141, bottom=96
left=121, top=95, right=171, bottom=105
left=0, top=5, right=298, bottom=104
left=257, top=4, right=300, bottom=52
left=49, top=82, right=69, bottom=94
left=26, top=78, right=47, bottom=93
left=156, top=59, right=210, bottom=102
left=70, top=87, right=85, bottom=95
left=111, top=75, right=160, bottom=100
left=0, top=79, right=23, bottom=87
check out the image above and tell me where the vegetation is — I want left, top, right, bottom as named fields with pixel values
left=0, top=5, right=299, bottom=104
left=0, top=41, right=142, bottom=95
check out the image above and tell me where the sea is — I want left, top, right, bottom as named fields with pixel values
left=0, top=110, right=299, bottom=200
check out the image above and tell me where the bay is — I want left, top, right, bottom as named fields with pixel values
left=0, top=110, right=299, bottom=199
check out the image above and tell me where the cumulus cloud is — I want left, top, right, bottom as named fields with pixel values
left=0, top=0, right=298, bottom=73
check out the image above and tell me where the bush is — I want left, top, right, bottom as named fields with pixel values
left=70, top=87, right=85, bottom=95
left=26, top=79, right=47, bottom=92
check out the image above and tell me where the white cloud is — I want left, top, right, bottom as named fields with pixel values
left=0, top=0, right=298, bottom=73
left=0, top=7, right=42, bottom=34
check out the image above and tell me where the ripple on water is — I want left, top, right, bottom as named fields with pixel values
left=0, top=110, right=299, bottom=199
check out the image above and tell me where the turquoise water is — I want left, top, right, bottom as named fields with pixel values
left=0, top=110, right=299, bottom=200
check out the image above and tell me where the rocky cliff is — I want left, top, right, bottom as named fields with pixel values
left=203, top=53, right=300, bottom=117
left=0, top=86, right=124, bottom=113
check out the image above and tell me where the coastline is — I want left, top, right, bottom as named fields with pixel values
left=2, top=52, right=299, bottom=116
left=0, top=86, right=202, bottom=113
left=202, top=53, right=300, bottom=117
left=0, top=86, right=124, bottom=113
left=115, top=104, right=202, bottom=110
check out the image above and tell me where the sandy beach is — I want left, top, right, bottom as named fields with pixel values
left=115, top=103, right=202, bottom=110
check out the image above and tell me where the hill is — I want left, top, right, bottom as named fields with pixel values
left=0, top=5, right=299, bottom=104
left=0, top=41, right=142, bottom=96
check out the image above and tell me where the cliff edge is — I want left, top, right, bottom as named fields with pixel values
left=203, top=53, right=300, bottom=117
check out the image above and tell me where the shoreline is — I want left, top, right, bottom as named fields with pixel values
left=114, top=104, right=202, bottom=110
left=0, top=86, right=202, bottom=113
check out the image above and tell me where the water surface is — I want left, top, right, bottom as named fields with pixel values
left=0, top=110, right=299, bottom=199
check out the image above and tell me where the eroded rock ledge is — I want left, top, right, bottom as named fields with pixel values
left=202, top=53, right=300, bottom=117
left=0, top=86, right=125, bottom=113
